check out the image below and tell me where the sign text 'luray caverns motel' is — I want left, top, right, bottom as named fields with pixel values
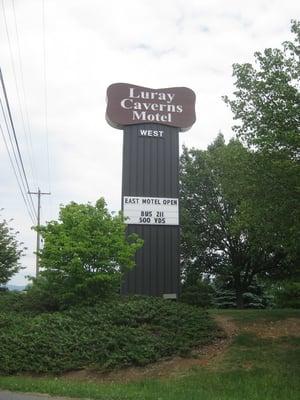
left=106, top=83, right=196, bottom=299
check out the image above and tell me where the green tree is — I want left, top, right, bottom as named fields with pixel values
left=223, top=20, right=300, bottom=160
left=180, top=136, right=293, bottom=308
left=223, top=20, right=300, bottom=257
left=29, top=198, right=143, bottom=309
left=0, top=215, right=25, bottom=286
left=181, top=21, right=299, bottom=308
left=213, top=276, right=273, bottom=309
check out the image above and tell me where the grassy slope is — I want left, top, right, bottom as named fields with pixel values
left=0, top=309, right=299, bottom=400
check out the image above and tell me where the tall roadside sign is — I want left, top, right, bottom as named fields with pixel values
left=106, top=83, right=196, bottom=298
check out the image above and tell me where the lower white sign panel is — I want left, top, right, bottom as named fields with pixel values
left=123, top=196, right=179, bottom=225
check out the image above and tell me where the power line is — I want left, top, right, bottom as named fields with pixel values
left=1, top=0, right=36, bottom=189
left=42, top=0, right=51, bottom=193
left=0, top=122, right=36, bottom=225
left=0, top=67, right=37, bottom=221
left=0, top=99, right=26, bottom=192
left=11, top=0, right=38, bottom=189
left=0, top=99, right=36, bottom=223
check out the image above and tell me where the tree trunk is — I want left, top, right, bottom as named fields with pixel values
left=236, top=289, right=245, bottom=309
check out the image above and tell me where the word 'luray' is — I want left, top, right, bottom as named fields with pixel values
left=120, top=87, right=183, bottom=123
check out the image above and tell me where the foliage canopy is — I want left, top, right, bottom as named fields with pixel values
left=180, top=136, right=296, bottom=308
left=223, top=20, right=300, bottom=160
left=29, top=198, right=143, bottom=309
left=180, top=22, right=300, bottom=307
left=0, top=216, right=24, bottom=286
left=223, top=19, right=300, bottom=258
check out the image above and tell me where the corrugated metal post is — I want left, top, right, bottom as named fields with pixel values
left=121, top=124, right=180, bottom=297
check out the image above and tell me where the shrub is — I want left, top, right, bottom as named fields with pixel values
left=0, top=291, right=27, bottom=312
left=180, top=280, right=215, bottom=307
left=274, top=282, right=300, bottom=309
left=0, top=297, right=221, bottom=374
left=213, top=279, right=273, bottom=309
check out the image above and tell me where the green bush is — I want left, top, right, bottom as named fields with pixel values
left=0, top=291, right=27, bottom=312
left=180, top=281, right=215, bottom=307
left=213, top=279, right=273, bottom=309
left=274, top=282, right=300, bottom=308
left=0, top=297, right=221, bottom=374
left=0, top=289, right=59, bottom=314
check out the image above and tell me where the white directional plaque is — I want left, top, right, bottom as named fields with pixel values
left=123, top=196, right=179, bottom=225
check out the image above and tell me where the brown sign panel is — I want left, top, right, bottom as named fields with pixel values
left=106, top=83, right=196, bottom=131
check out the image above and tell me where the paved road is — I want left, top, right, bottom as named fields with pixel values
left=0, top=391, right=83, bottom=400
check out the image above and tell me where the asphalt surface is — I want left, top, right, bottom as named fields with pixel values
left=0, top=392, right=82, bottom=400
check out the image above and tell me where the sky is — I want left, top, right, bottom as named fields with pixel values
left=0, top=0, right=299, bottom=286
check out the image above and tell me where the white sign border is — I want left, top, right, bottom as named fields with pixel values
left=123, top=196, right=179, bottom=226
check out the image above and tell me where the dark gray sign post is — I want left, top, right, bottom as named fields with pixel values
left=106, top=83, right=196, bottom=299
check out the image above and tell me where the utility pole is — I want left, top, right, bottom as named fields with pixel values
left=28, top=188, right=51, bottom=277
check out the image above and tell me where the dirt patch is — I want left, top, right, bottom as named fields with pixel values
left=62, top=315, right=237, bottom=383
left=242, top=318, right=300, bottom=339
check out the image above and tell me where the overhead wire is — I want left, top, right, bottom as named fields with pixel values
left=0, top=93, right=37, bottom=224
left=42, top=0, right=51, bottom=194
left=41, top=0, right=53, bottom=222
left=0, top=122, right=36, bottom=225
left=1, top=0, right=37, bottom=191
left=11, top=0, right=38, bottom=190
left=0, top=68, right=37, bottom=222
left=0, top=0, right=52, bottom=226
left=0, top=98, right=30, bottom=208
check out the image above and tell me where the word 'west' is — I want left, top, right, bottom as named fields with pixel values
left=138, top=129, right=164, bottom=138
left=120, top=87, right=183, bottom=123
